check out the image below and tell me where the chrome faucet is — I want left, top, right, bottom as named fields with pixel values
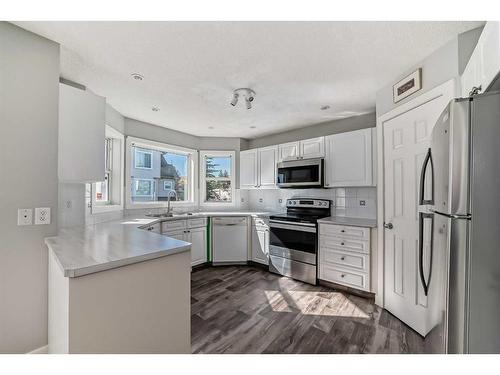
left=166, top=190, right=177, bottom=217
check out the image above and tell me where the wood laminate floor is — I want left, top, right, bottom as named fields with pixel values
left=191, top=265, right=425, bottom=354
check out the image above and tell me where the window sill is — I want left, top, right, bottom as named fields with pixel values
left=125, top=201, right=197, bottom=210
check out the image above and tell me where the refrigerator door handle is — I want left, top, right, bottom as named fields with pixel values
left=418, top=212, right=434, bottom=296
left=429, top=208, right=471, bottom=220
left=419, top=148, right=435, bottom=205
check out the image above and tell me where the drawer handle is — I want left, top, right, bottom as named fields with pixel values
left=341, top=256, right=345, bottom=261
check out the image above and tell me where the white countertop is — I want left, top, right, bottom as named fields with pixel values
left=46, top=210, right=275, bottom=278
left=317, top=216, right=377, bottom=228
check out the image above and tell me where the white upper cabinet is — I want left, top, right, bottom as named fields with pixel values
left=299, top=137, right=325, bottom=159
left=278, top=137, right=324, bottom=161
left=258, top=146, right=278, bottom=188
left=278, top=141, right=300, bottom=161
left=240, top=146, right=278, bottom=189
left=59, top=83, right=106, bottom=183
left=240, top=149, right=258, bottom=189
left=324, top=128, right=375, bottom=187
left=461, top=22, right=500, bottom=97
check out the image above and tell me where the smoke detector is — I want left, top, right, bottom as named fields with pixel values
left=230, top=88, right=256, bottom=110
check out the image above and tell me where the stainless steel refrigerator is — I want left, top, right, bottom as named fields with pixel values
left=418, top=91, right=500, bottom=354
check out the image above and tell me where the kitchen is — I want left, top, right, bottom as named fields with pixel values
left=1, top=6, right=500, bottom=368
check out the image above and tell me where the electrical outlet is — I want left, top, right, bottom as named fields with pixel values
left=278, top=199, right=283, bottom=203
left=18, top=209, right=33, bottom=226
left=359, top=200, right=366, bottom=206
left=35, top=207, right=51, bottom=225
left=240, top=197, right=245, bottom=203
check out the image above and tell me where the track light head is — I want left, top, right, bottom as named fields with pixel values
left=230, top=93, right=239, bottom=106
left=230, top=88, right=256, bottom=109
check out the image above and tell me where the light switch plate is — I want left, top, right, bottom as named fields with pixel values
left=18, top=208, right=33, bottom=226
left=35, top=207, right=51, bottom=225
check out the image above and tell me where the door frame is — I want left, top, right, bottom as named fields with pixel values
left=375, top=79, right=457, bottom=307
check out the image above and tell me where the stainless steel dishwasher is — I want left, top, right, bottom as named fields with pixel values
left=212, top=216, right=248, bottom=264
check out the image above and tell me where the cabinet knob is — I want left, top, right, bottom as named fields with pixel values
left=341, top=256, right=345, bottom=261
left=341, top=242, right=345, bottom=246
left=341, top=229, right=345, bottom=233
left=341, top=274, right=345, bottom=278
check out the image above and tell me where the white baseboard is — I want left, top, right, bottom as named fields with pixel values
left=28, top=345, right=48, bottom=354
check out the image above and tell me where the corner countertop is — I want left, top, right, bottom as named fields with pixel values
left=317, top=216, right=377, bottom=228
left=45, top=210, right=275, bottom=278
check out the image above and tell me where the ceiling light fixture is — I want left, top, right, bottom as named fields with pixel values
left=131, top=73, right=144, bottom=81
left=152, top=107, right=160, bottom=112
left=249, top=126, right=256, bottom=129
left=230, top=88, right=256, bottom=110
left=320, top=105, right=330, bottom=111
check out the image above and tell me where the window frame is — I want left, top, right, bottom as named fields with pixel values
left=91, top=126, right=125, bottom=214
left=134, top=148, right=153, bottom=170
left=199, top=150, right=236, bottom=207
left=132, top=178, right=155, bottom=197
left=125, top=137, right=198, bottom=209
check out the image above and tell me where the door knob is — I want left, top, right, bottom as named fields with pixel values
left=384, top=222, right=394, bottom=229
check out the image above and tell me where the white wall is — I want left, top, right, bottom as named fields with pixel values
left=0, top=22, right=60, bottom=353
left=376, top=26, right=483, bottom=116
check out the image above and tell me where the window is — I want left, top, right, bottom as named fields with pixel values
left=91, top=126, right=124, bottom=214
left=200, top=151, right=235, bottom=204
left=126, top=137, right=197, bottom=208
left=134, top=149, right=153, bottom=169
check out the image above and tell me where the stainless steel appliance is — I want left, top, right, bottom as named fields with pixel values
left=276, top=158, right=323, bottom=188
left=420, top=92, right=500, bottom=353
left=268, top=198, right=331, bottom=284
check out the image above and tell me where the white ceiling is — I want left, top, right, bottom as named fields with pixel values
left=16, top=21, right=483, bottom=138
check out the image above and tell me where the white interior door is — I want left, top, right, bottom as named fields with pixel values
left=383, top=91, right=452, bottom=336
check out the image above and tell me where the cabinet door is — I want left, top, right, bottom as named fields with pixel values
left=251, top=227, right=269, bottom=265
left=240, top=149, right=258, bottom=189
left=164, top=229, right=186, bottom=242
left=59, top=83, right=105, bottom=183
left=278, top=141, right=300, bottom=161
left=188, top=227, right=207, bottom=266
left=258, top=146, right=278, bottom=188
left=461, top=22, right=500, bottom=97
left=300, top=137, right=325, bottom=159
left=324, top=128, right=373, bottom=187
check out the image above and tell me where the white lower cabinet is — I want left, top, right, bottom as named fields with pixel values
left=319, top=223, right=371, bottom=292
left=162, top=218, right=207, bottom=267
left=251, top=223, right=270, bottom=265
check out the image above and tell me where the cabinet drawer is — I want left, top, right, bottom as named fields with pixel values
left=162, top=220, right=186, bottom=233
left=187, top=218, right=207, bottom=228
left=320, top=265, right=369, bottom=291
left=320, top=236, right=370, bottom=254
left=319, top=224, right=370, bottom=240
left=321, top=248, right=369, bottom=272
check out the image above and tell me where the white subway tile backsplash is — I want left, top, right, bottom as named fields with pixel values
left=247, top=187, right=376, bottom=219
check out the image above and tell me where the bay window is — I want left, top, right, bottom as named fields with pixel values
left=126, top=137, right=197, bottom=208
left=200, top=151, right=235, bottom=205
left=91, top=126, right=124, bottom=213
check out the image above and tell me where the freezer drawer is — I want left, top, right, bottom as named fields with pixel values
left=269, top=254, right=317, bottom=285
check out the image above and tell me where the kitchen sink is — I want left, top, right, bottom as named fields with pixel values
left=146, top=212, right=195, bottom=218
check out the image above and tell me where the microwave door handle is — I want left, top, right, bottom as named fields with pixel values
left=418, top=212, right=434, bottom=296
left=419, top=148, right=434, bottom=205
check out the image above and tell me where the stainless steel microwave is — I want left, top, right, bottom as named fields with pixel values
left=276, top=158, right=323, bottom=188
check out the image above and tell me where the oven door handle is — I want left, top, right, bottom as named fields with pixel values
left=269, top=220, right=317, bottom=233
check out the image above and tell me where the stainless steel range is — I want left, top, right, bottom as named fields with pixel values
left=268, top=198, right=331, bottom=285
